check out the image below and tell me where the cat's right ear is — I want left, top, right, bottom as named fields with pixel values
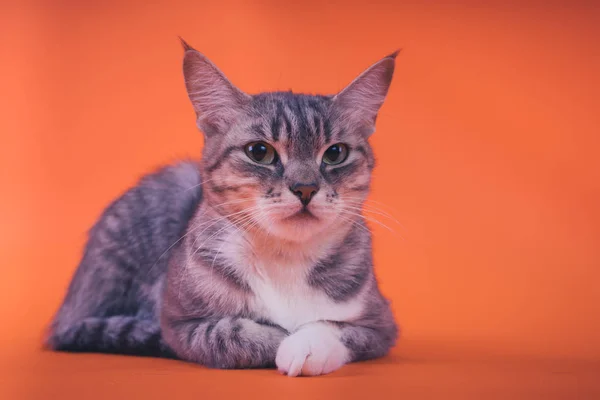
left=180, top=38, right=250, bottom=136
left=332, top=51, right=399, bottom=137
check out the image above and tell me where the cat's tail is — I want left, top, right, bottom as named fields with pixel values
left=45, top=316, right=177, bottom=359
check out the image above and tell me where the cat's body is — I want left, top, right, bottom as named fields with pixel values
left=47, top=41, right=399, bottom=376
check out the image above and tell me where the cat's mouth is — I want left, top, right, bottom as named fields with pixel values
left=282, top=207, right=319, bottom=222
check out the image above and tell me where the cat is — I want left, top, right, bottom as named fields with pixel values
left=46, top=39, right=399, bottom=377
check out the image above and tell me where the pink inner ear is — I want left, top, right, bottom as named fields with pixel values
left=183, top=50, right=249, bottom=135
left=333, top=56, right=396, bottom=130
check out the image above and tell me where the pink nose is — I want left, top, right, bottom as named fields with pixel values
left=289, top=183, right=319, bottom=206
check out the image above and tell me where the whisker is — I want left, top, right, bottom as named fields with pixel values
left=343, top=204, right=403, bottom=226
left=338, top=208, right=405, bottom=241
left=342, top=196, right=402, bottom=213
left=175, top=206, right=262, bottom=301
left=190, top=205, right=260, bottom=249
left=147, top=205, right=253, bottom=275
left=180, top=175, right=225, bottom=193
left=191, top=206, right=263, bottom=255
left=341, top=197, right=407, bottom=231
left=334, top=214, right=373, bottom=235
left=206, top=211, right=260, bottom=288
left=178, top=208, right=260, bottom=300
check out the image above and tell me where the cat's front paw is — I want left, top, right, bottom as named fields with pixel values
left=275, top=322, right=349, bottom=377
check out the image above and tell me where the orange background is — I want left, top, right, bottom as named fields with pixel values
left=2, top=1, right=600, bottom=398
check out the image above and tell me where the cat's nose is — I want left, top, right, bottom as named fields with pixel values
left=289, top=183, right=320, bottom=206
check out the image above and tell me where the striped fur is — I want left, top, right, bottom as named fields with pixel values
left=47, top=40, right=399, bottom=376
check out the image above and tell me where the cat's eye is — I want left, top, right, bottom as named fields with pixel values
left=244, top=142, right=278, bottom=165
left=322, top=143, right=349, bottom=165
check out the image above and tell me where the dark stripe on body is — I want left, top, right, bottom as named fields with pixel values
left=307, top=230, right=370, bottom=302
left=193, top=248, right=251, bottom=292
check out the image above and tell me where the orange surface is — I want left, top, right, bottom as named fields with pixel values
left=2, top=1, right=600, bottom=399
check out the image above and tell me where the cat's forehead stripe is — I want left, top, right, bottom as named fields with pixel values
left=252, top=92, right=332, bottom=148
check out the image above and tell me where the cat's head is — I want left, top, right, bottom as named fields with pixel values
left=181, top=39, right=397, bottom=243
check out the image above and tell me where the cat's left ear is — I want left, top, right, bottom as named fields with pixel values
left=332, top=51, right=399, bottom=136
left=180, top=38, right=251, bottom=137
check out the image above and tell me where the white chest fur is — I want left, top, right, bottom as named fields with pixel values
left=223, top=228, right=365, bottom=333
left=246, top=261, right=364, bottom=333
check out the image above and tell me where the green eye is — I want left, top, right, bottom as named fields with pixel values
left=322, top=143, right=349, bottom=165
left=244, top=142, right=278, bottom=165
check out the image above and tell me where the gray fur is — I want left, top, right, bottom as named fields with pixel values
left=307, top=221, right=371, bottom=302
left=337, top=281, right=399, bottom=362
left=47, top=161, right=202, bottom=357
left=47, top=41, right=399, bottom=370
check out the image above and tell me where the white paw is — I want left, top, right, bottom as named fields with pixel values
left=275, top=322, right=349, bottom=377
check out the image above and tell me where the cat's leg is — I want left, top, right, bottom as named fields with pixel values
left=275, top=321, right=349, bottom=376
left=275, top=294, right=398, bottom=377
left=48, top=233, right=169, bottom=358
left=46, top=219, right=161, bottom=356
left=49, top=316, right=175, bottom=358
left=47, top=252, right=174, bottom=358
left=275, top=321, right=397, bottom=377
left=161, top=316, right=287, bottom=369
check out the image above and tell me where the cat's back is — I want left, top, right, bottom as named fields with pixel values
left=79, top=160, right=203, bottom=282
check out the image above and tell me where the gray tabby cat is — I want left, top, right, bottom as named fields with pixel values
left=46, top=39, right=399, bottom=377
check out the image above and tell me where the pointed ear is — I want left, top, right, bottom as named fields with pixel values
left=180, top=38, right=250, bottom=136
left=332, top=51, right=399, bottom=136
